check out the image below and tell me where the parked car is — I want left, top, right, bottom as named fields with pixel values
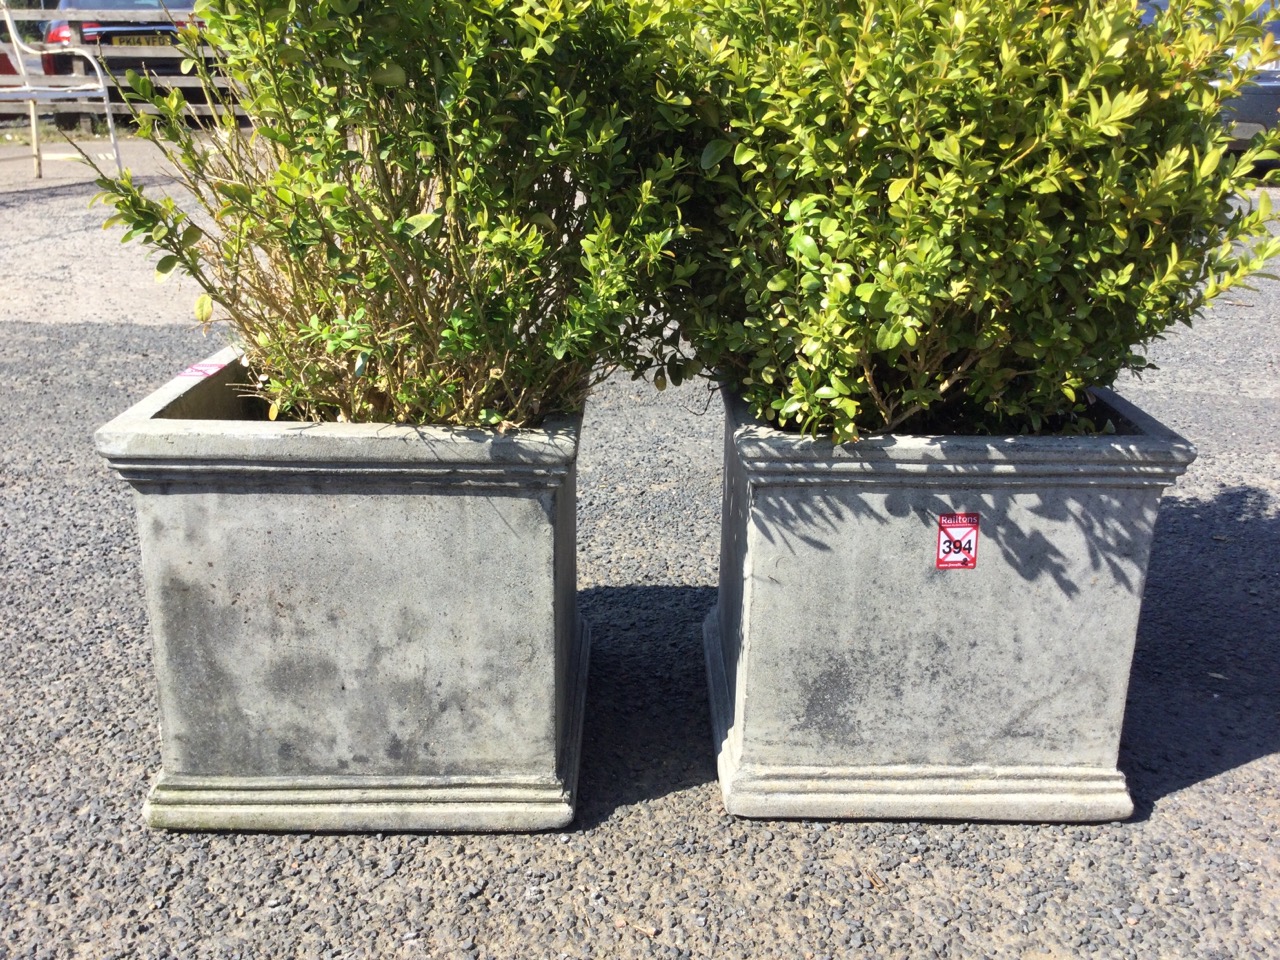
left=41, top=0, right=195, bottom=79
left=1142, top=0, right=1280, bottom=144
left=1227, top=4, right=1280, bottom=143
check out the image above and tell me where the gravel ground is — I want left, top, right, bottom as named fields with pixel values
left=0, top=142, right=1277, bottom=959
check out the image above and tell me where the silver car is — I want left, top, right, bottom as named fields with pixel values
left=1141, top=0, right=1280, bottom=144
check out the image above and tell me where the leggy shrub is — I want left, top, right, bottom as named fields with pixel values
left=94, top=0, right=699, bottom=427
left=668, top=0, right=1280, bottom=440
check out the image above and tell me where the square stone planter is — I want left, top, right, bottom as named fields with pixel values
left=96, top=348, right=589, bottom=831
left=705, top=389, right=1195, bottom=822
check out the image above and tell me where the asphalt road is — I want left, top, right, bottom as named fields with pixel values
left=0, top=138, right=1277, bottom=959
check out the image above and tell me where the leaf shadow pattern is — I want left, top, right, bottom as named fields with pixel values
left=745, top=479, right=1279, bottom=807
left=572, top=585, right=719, bottom=829
left=712, top=403, right=1206, bottom=780
left=730, top=385, right=1193, bottom=606
left=1121, top=486, right=1280, bottom=818
left=752, top=478, right=1160, bottom=600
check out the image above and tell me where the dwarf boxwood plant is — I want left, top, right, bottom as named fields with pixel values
left=93, top=0, right=699, bottom=427
left=667, top=0, right=1280, bottom=440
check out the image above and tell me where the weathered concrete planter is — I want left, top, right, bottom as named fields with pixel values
left=705, top=389, right=1195, bottom=822
left=96, top=348, right=588, bottom=832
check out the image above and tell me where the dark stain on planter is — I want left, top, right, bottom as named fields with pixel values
left=158, top=574, right=249, bottom=773
left=264, top=653, right=339, bottom=698
left=798, top=659, right=863, bottom=743
left=386, top=734, right=405, bottom=761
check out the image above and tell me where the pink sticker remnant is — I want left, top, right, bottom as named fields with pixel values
left=177, top=362, right=227, bottom=378
left=936, top=513, right=979, bottom=570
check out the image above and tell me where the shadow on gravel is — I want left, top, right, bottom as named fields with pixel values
left=1122, top=486, right=1280, bottom=819
left=574, top=585, right=719, bottom=828
left=0, top=172, right=179, bottom=211
left=570, top=491, right=1280, bottom=828
left=0, top=179, right=102, bottom=207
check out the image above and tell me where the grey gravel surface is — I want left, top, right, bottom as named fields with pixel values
left=1, top=147, right=1277, bottom=959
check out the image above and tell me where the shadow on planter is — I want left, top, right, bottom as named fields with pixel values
left=567, top=488, right=1275, bottom=828
left=750, top=472, right=1165, bottom=600
left=1123, top=485, right=1280, bottom=819
left=574, top=585, right=718, bottom=828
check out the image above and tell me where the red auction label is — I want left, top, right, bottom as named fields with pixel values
left=936, top=513, right=979, bottom=570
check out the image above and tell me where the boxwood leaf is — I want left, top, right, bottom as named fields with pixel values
left=875, top=322, right=903, bottom=351
left=193, top=293, right=213, bottom=324
left=794, top=235, right=820, bottom=263
left=701, top=139, right=733, bottom=169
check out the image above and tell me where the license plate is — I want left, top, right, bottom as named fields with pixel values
left=112, top=35, right=172, bottom=46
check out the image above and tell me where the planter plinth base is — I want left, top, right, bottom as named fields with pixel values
left=705, top=610, right=1134, bottom=823
left=144, top=779, right=576, bottom=833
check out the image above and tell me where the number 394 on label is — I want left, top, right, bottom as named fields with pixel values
left=936, top=513, right=979, bottom=570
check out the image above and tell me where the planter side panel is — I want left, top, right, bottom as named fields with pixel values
left=716, top=421, right=754, bottom=709
left=740, top=483, right=1158, bottom=770
left=138, top=483, right=560, bottom=779
left=552, top=460, right=585, bottom=786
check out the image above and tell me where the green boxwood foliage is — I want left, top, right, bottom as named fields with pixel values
left=94, top=0, right=699, bottom=427
left=667, top=0, right=1280, bottom=440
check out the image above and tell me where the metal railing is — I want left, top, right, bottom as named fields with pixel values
left=1, top=6, right=231, bottom=121
left=0, top=0, right=121, bottom=174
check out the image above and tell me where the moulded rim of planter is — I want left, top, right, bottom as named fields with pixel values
left=94, top=346, right=582, bottom=469
left=725, top=387, right=1196, bottom=483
